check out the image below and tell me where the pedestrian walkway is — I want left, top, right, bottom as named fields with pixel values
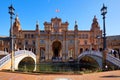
left=0, top=70, right=120, bottom=80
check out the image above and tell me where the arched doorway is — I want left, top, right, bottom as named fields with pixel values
left=80, top=48, right=83, bottom=54
left=52, top=41, right=62, bottom=58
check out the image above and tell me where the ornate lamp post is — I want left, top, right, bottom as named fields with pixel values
left=8, top=4, right=15, bottom=71
left=101, top=4, right=107, bottom=70
left=101, top=4, right=107, bottom=50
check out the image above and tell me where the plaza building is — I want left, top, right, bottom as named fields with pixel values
left=107, top=35, right=120, bottom=55
left=0, top=16, right=103, bottom=63
left=1, top=16, right=120, bottom=63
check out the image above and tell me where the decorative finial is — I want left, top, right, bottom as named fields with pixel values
left=74, top=20, right=78, bottom=30
left=14, top=14, right=20, bottom=25
left=103, top=3, right=105, bottom=7
left=36, top=20, right=39, bottom=25
left=94, top=15, right=96, bottom=18
left=15, top=14, right=19, bottom=20
left=36, top=20, right=39, bottom=31
left=93, top=15, right=97, bottom=22
left=75, top=20, right=77, bottom=25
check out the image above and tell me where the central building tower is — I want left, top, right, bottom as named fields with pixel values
left=44, top=17, right=69, bottom=61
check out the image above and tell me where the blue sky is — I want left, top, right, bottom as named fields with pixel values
left=0, top=0, right=120, bottom=36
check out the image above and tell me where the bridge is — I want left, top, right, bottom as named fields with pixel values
left=78, top=51, right=120, bottom=69
left=0, top=50, right=36, bottom=70
left=0, top=50, right=120, bottom=71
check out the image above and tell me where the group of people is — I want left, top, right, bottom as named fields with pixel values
left=109, top=49, right=120, bottom=59
left=52, top=57, right=62, bottom=62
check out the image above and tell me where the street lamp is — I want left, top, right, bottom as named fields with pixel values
left=8, top=4, right=15, bottom=71
left=101, top=4, right=107, bottom=50
left=101, top=4, right=107, bottom=70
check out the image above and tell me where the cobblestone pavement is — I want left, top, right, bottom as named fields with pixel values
left=0, top=70, right=120, bottom=80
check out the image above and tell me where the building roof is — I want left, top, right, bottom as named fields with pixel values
left=0, top=36, right=10, bottom=41
left=107, top=35, right=120, bottom=40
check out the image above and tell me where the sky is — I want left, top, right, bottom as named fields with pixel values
left=0, top=0, right=120, bottom=36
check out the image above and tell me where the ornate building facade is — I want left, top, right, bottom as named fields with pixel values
left=0, top=16, right=104, bottom=63
left=107, top=35, right=120, bottom=54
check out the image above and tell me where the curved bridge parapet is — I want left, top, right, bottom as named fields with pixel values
left=78, top=51, right=103, bottom=68
left=78, top=51, right=120, bottom=68
left=0, top=50, right=36, bottom=70
left=14, top=50, right=36, bottom=70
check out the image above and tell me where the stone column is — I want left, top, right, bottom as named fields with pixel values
left=75, top=39, right=78, bottom=58
left=36, top=35, right=40, bottom=64
left=102, top=49, right=108, bottom=70
left=49, top=41, right=52, bottom=60
left=48, top=32, right=51, bottom=60
left=118, top=48, right=120, bottom=59
left=62, top=31, right=67, bottom=61
left=66, top=37, right=68, bottom=59
left=45, top=39, right=49, bottom=60
left=62, top=40, right=65, bottom=60
left=61, top=40, right=64, bottom=59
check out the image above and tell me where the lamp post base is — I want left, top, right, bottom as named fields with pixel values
left=102, top=49, right=108, bottom=71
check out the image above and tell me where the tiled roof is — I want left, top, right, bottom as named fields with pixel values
left=0, top=36, right=10, bottom=41
left=107, top=35, right=120, bottom=40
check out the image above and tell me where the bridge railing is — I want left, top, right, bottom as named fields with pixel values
left=89, top=51, right=102, bottom=57
left=78, top=51, right=102, bottom=59
left=78, top=50, right=120, bottom=68
left=0, top=51, right=9, bottom=55
left=0, top=54, right=11, bottom=67
left=107, top=54, right=120, bottom=67
left=0, top=50, right=36, bottom=69
left=15, top=50, right=36, bottom=58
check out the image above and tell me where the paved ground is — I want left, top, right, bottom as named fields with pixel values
left=0, top=70, right=120, bottom=80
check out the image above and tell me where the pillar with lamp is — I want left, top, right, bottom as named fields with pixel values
left=101, top=4, right=108, bottom=70
left=8, top=4, right=15, bottom=71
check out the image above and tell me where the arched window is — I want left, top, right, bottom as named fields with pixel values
left=84, top=40, right=87, bottom=45
left=40, top=48, right=45, bottom=60
left=25, top=40, right=28, bottom=45
left=31, top=34, right=34, bottom=38
left=32, top=40, right=35, bottom=45
left=68, top=49, right=73, bottom=58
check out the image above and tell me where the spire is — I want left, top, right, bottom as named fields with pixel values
left=36, top=21, right=40, bottom=35
left=13, top=15, right=21, bottom=31
left=14, top=15, right=20, bottom=25
left=91, top=16, right=100, bottom=31
left=75, top=21, right=77, bottom=25
left=36, top=20, right=39, bottom=26
left=36, top=20, right=39, bottom=30
left=74, top=20, right=78, bottom=30
left=93, top=15, right=98, bottom=23
left=15, top=14, right=19, bottom=21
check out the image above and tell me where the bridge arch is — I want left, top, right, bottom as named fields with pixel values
left=78, top=51, right=103, bottom=68
left=18, top=57, right=35, bottom=71
left=79, top=56, right=99, bottom=68
left=14, top=50, right=36, bottom=70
